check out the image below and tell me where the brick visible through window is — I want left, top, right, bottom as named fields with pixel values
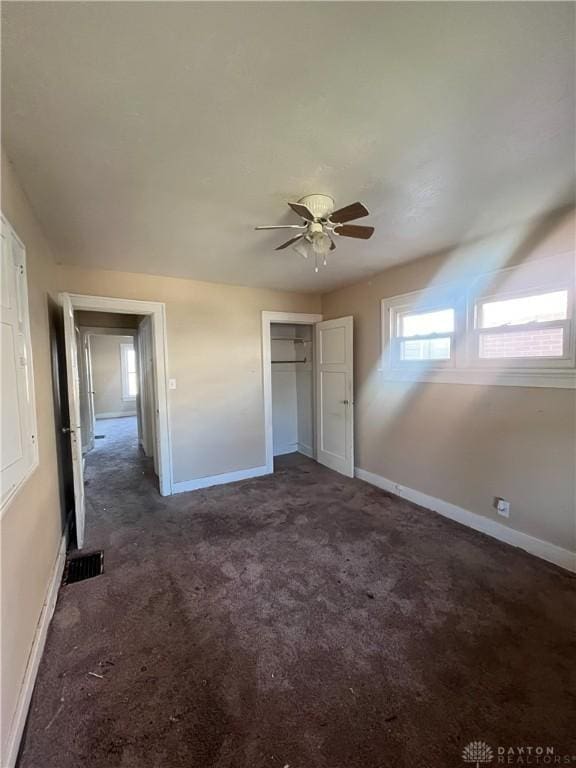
left=479, top=327, right=564, bottom=359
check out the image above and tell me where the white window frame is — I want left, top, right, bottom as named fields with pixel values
left=381, top=255, right=576, bottom=389
left=1, top=213, right=39, bottom=515
left=120, top=342, right=137, bottom=401
left=469, top=284, right=574, bottom=371
left=386, top=296, right=461, bottom=371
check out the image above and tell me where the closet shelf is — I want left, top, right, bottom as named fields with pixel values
left=271, top=337, right=310, bottom=343
left=272, top=358, right=307, bottom=364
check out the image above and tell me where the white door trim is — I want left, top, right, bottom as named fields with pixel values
left=59, top=293, right=173, bottom=496
left=262, top=311, right=323, bottom=473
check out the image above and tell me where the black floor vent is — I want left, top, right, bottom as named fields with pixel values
left=64, top=551, right=104, bottom=584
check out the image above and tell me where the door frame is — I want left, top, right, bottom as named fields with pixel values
left=262, top=311, right=323, bottom=473
left=59, top=293, right=173, bottom=496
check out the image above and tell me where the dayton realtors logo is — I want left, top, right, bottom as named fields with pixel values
left=461, top=741, right=576, bottom=766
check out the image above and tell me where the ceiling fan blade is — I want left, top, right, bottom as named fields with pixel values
left=288, top=202, right=315, bottom=221
left=330, top=202, right=370, bottom=224
left=275, top=234, right=305, bottom=250
left=255, top=224, right=306, bottom=230
left=334, top=224, right=375, bottom=240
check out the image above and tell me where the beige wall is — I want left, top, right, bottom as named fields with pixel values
left=1, top=151, right=63, bottom=760
left=91, top=334, right=137, bottom=418
left=322, top=209, right=576, bottom=552
left=56, top=267, right=321, bottom=483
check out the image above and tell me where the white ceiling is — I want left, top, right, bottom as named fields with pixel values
left=2, top=2, right=574, bottom=293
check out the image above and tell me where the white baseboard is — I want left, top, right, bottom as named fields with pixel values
left=3, top=533, right=67, bottom=768
left=273, top=444, right=298, bottom=457
left=95, top=411, right=136, bottom=419
left=355, top=468, right=576, bottom=573
left=297, top=443, right=314, bottom=458
left=172, top=464, right=269, bottom=494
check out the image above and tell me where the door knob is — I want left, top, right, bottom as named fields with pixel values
left=61, top=427, right=75, bottom=434
left=340, top=399, right=349, bottom=405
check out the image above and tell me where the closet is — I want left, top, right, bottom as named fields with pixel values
left=270, top=323, right=314, bottom=459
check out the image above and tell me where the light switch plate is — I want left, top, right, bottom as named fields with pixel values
left=168, top=378, right=177, bottom=390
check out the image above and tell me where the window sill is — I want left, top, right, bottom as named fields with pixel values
left=380, top=366, right=576, bottom=389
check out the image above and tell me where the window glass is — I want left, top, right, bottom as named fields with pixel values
left=479, top=327, right=564, bottom=359
left=401, top=337, right=451, bottom=361
left=400, top=308, right=454, bottom=337
left=479, top=290, right=568, bottom=329
left=122, top=345, right=138, bottom=398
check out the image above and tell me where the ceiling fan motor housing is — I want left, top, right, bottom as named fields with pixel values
left=298, top=194, right=334, bottom=220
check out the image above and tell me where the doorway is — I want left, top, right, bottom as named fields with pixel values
left=75, top=314, right=142, bottom=456
left=270, top=322, right=314, bottom=462
left=60, top=293, right=172, bottom=549
left=262, top=311, right=355, bottom=478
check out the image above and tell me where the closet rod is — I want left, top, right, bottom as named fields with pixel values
left=271, top=337, right=310, bottom=343
left=271, top=359, right=307, bottom=364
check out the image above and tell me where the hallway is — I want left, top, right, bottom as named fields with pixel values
left=83, top=416, right=156, bottom=551
left=18, top=440, right=576, bottom=767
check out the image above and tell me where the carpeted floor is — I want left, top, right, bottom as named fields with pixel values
left=18, top=417, right=576, bottom=768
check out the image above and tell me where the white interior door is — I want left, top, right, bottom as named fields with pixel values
left=77, top=329, right=94, bottom=453
left=315, top=316, right=354, bottom=477
left=137, top=316, right=157, bottom=466
left=61, top=293, right=86, bottom=548
left=86, top=335, right=96, bottom=449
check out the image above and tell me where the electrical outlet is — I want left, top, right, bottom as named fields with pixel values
left=494, top=497, right=510, bottom=518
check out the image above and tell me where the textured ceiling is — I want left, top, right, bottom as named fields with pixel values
left=2, top=2, right=574, bottom=293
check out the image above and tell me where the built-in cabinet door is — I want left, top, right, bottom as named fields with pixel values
left=1, top=218, right=38, bottom=510
left=61, top=293, right=86, bottom=549
left=315, top=316, right=354, bottom=477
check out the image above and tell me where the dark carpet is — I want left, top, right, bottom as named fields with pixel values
left=18, top=417, right=576, bottom=768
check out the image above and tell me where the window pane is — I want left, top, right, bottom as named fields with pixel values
left=128, top=371, right=138, bottom=396
left=126, top=348, right=136, bottom=374
left=400, top=308, right=454, bottom=337
left=479, top=327, right=564, bottom=359
left=401, top=337, right=451, bottom=361
left=479, top=290, right=568, bottom=329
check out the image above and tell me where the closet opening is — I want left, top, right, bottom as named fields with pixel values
left=270, top=322, right=314, bottom=466
left=261, top=311, right=323, bottom=474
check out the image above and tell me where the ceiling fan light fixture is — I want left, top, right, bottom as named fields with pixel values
left=256, top=194, right=374, bottom=272
left=310, top=230, right=332, bottom=255
left=293, top=239, right=309, bottom=259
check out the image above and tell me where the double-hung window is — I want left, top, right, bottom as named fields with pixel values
left=383, top=285, right=463, bottom=372
left=120, top=343, right=138, bottom=400
left=471, top=288, right=572, bottom=367
left=381, top=255, right=575, bottom=388
left=394, top=306, right=455, bottom=364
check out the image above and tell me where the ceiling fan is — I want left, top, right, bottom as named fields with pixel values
left=255, top=194, right=374, bottom=272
